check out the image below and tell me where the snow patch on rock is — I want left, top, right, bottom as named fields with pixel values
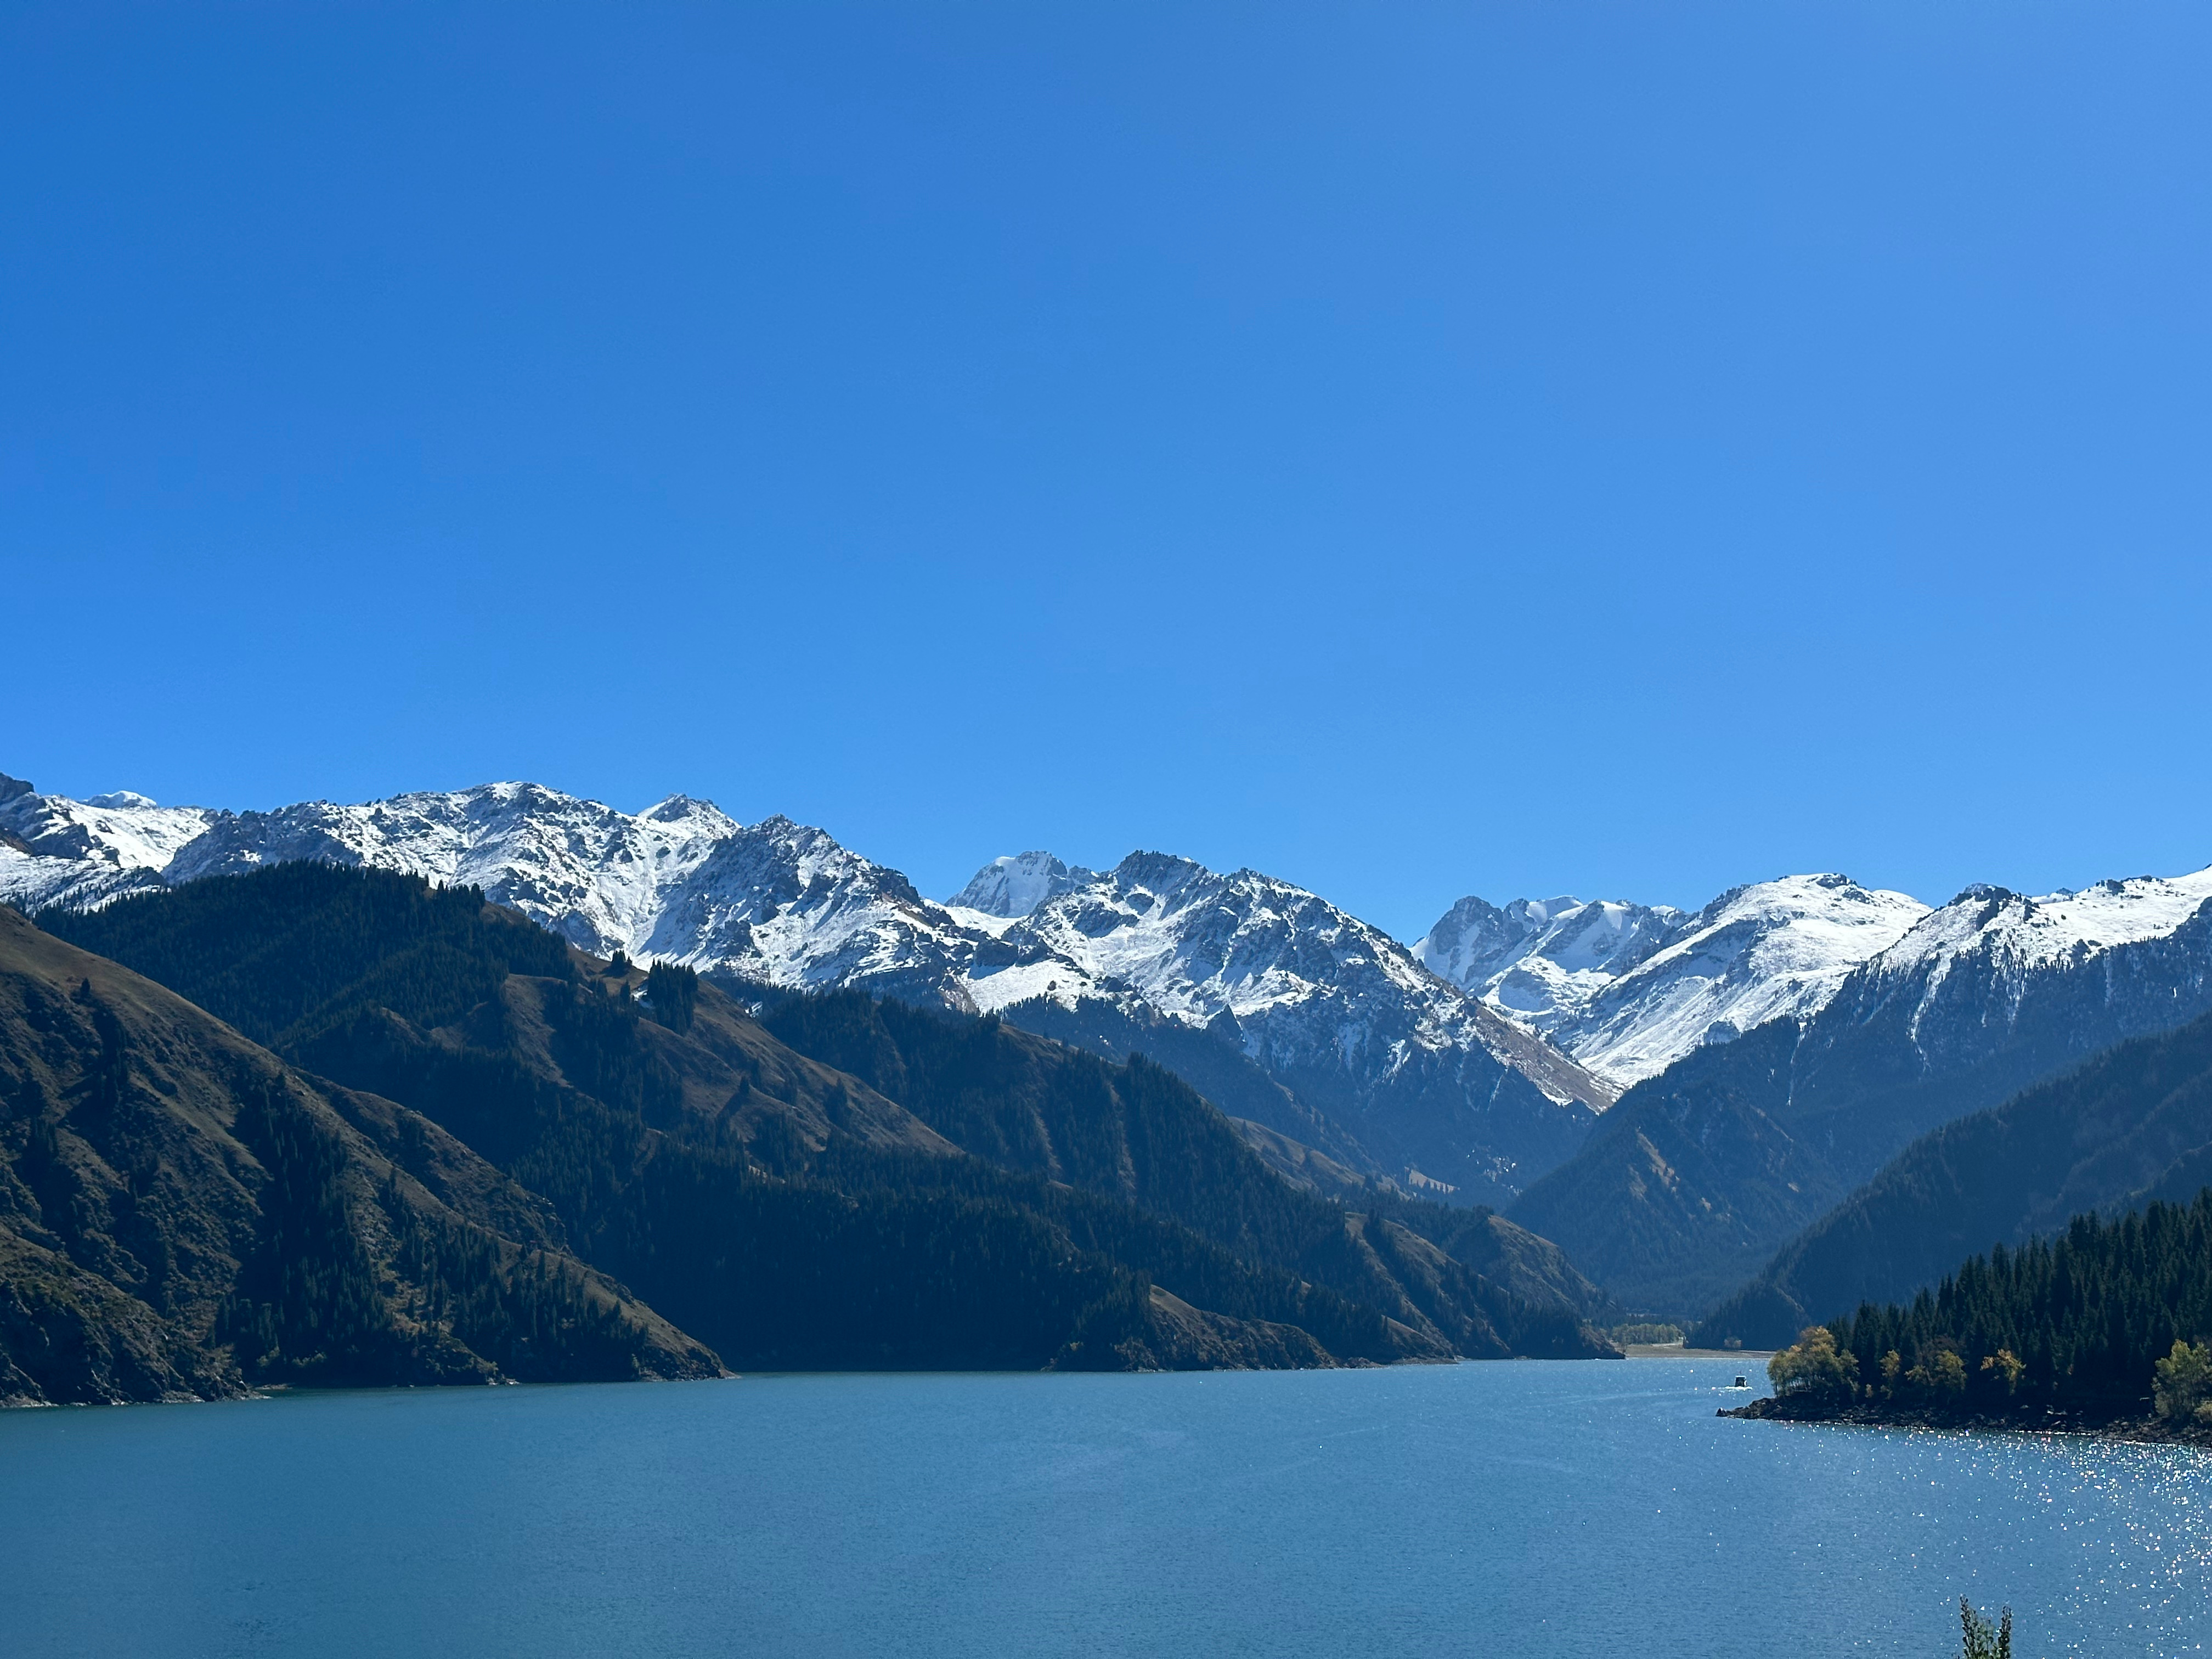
left=948, top=851, right=1098, bottom=919
left=1418, top=874, right=1929, bottom=1087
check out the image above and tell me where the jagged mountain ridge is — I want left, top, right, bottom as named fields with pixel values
left=0, top=775, right=219, bottom=910
left=1509, top=864, right=2212, bottom=1315
left=1416, top=894, right=1684, bottom=1045
left=949, top=851, right=1100, bottom=919
left=0, top=777, right=976, bottom=1002
left=1415, top=874, right=1930, bottom=1087
left=0, top=776, right=1609, bottom=1201
left=0, top=772, right=1911, bottom=1125
left=944, top=851, right=1611, bottom=1200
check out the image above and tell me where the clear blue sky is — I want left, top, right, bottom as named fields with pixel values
left=7, top=3, right=2209, bottom=939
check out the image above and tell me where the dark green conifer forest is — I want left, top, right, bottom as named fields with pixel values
left=1757, top=1192, right=2212, bottom=1428
left=20, top=864, right=1618, bottom=1390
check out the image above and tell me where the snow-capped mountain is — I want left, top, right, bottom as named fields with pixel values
left=1558, top=875, right=1931, bottom=1085
left=1415, top=895, right=1683, bottom=1039
left=168, top=783, right=741, bottom=953
left=2, top=777, right=988, bottom=1012
left=0, top=774, right=1606, bottom=1199
left=947, top=851, right=1098, bottom=921
left=0, top=773, right=218, bottom=910
left=684, top=831, right=1612, bottom=1195
left=946, top=851, right=1611, bottom=1197
left=1694, top=871, right=2212, bottom=1346
left=639, top=814, right=989, bottom=1009
left=1511, top=862, right=2212, bottom=1316
left=1417, top=875, right=1931, bottom=1087
left=1811, top=869, right=2212, bottom=1094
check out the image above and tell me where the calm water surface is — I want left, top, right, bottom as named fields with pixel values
left=2, top=1358, right=2207, bottom=1656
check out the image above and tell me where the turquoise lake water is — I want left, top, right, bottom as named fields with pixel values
left=2, top=1357, right=2207, bottom=1657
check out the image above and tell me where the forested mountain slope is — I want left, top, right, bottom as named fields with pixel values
left=0, top=907, right=719, bottom=1405
left=1693, top=1006, right=2212, bottom=1348
left=987, top=992, right=1384, bottom=1182
left=34, top=872, right=1367, bottom=1373
left=28, top=867, right=1618, bottom=1385
left=751, top=986, right=1613, bottom=1358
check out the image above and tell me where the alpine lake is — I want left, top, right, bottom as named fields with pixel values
left=3, top=1356, right=2206, bottom=1657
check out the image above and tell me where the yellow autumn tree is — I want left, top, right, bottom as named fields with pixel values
left=1769, top=1326, right=1859, bottom=1400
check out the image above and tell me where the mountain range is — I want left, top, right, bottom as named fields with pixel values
left=0, top=777, right=1948, bottom=1101
left=1512, top=868, right=2212, bottom=1314
left=5, top=777, right=1623, bottom=1203
left=1412, top=874, right=1929, bottom=1086
left=3, top=859, right=1621, bottom=1403
left=14, top=769, right=2212, bottom=1339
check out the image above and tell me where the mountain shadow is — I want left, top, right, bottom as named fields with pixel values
left=749, top=984, right=1615, bottom=1359
left=1694, top=1005, right=2212, bottom=1348
left=0, top=906, right=719, bottom=1404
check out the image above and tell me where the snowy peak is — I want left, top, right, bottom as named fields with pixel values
left=1566, top=873, right=1929, bottom=1085
left=644, top=811, right=985, bottom=1008
left=1417, top=892, right=1683, bottom=1039
left=160, top=782, right=741, bottom=958
left=957, top=850, right=1613, bottom=1122
left=949, top=850, right=1098, bottom=918
left=0, top=778, right=218, bottom=869
left=640, top=794, right=742, bottom=836
left=1418, top=873, right=1929, bottom=1088
left=0, top=774, right=222, bottom=910
left=1850, top=865, right=2212, bottom=1060
left=1109, top=849, right=1212, bottom=899
left=941, top=849, right=1615, bottom=1195
left=1878, top=866, right=2212, bottom=981
left=1656, top=874, right=1932, bottom=988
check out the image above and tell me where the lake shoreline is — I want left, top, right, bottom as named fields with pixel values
left=1719, top=1391, right=2212, bottom=1449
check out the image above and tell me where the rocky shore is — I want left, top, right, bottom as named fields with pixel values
left=1720, top=1391, right=2212, bottom=1449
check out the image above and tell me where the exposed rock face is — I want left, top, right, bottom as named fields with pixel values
left=949, top=851, right=1100, bottom=919
left=957, top=853, right=1611, bottom=1203
left=1417, top=876, right=1929, bottom=1087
